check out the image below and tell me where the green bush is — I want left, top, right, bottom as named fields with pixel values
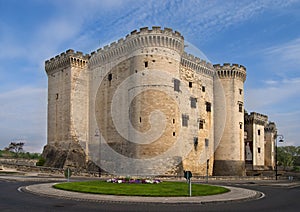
left=292, top=166, right=300, bottom=172
left=36, top=157, right=46, bottom=166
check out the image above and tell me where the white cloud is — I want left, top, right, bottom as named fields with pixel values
left=0, top=87, right=47, bottom=152
left=245, top=77, right=300, bottom=110
left=272, top=110, right=300, bottom=146
left=245, top=78, right=300, bottom=147
left=264, top=38, right=300, bottom=67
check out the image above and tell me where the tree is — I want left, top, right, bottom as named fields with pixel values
left=277, top=146, right=300, bottom=170
left=5, top=142, right=25, bottom=154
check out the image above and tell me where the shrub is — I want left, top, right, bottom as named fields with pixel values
left=36, top=157, right=46, bottom=166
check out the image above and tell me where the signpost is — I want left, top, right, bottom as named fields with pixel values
left=184, top=170, right=192, bottom=197
left=64, top=168, right=72, bottom=182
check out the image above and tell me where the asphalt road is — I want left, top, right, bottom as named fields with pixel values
left=0, top=179, right=299, bottom=212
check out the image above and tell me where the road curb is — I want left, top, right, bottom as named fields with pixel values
left=23, top=182, right=263, bottom=204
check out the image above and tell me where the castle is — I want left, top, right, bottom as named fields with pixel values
left=42, top=26, right=277, bottom=176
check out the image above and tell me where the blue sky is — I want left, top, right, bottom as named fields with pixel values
left=0, top=0, right=300, bottom=152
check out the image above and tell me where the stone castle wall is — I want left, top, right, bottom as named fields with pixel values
left=44, top=26, right=251, bottom=176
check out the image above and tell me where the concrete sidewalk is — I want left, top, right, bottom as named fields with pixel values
left=23, top=182, right=262, bottom=204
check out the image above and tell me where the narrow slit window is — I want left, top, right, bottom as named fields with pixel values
left=239, top=103, right=243, bottom=113
left=189, top=82, right=193, bottom=88
left=194, top=137, right=198, bottom=150
left=258, top=129, right=261, bottom=136
left=173, top=132, right=176, bottom=136
left=202, top=86, right=206, bottom=92
left=55, top=93, right=59, bottom=100
left=144, top=61, right=148, bottom=68
left=206, top=102, right=211, bottom=112
left=205, top=138, right=209, bottom=147
left=174, top=79, right=180, bottom=92
left=199, top=120, right=204, bottom=129
left=108, top=73, right=112, bottom=81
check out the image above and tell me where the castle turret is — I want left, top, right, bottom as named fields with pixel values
left=43, top=49, right=90, bottom=168
left=264, top=122, right=277, bottom=170
left=213, top=63, right=247, bottom=176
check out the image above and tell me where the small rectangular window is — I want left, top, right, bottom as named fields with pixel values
left=182, top=114, right=189, bottom=127
left=258, top=129, right=261, bottom=136
left=239, top=89, right=243, bottom=95
left=173, top=119, right=175, bottom=124
left=202, top=86, right=206, bottom=92
left=189, top=82, right=193, bottom=88
left=144, top=61, right=148, bottom=68
left=173, top=132, right=176, bottom=136
left=258, top=147, right=261, bottom=153
left=190, top=97, right=197, bottom=108
left=239, top=122, right=243, bottom=129
left=206, top=102, right=211, bottom=112
left=56, top=93, right=59, bottom=100
left=174, top=79, right=180, bottom=92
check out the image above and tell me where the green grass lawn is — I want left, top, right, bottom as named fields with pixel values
left=53, top=181, right=229, bottom=197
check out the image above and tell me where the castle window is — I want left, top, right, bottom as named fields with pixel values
left=190, top=97, right=197, bottom=108
left=174, top=79, right=180, bottom=92
left=173, top=132, right=176, bottom=136
left=144, top=61, right=148, bottom=68
left=205, top=138, right=209, bottom=147
left=56, top=93, right=59, bottom=100
left=239, top=89, right=243, bottom=95
left=238, top=102, right=243, bottom=113
left=202, top=86, right=206, bottom=92
left=173, top=119, right=175, bottom=124
left=182, top=114, right=189, bottom=127
left=189, top=82, right=193, bottom=88
left=258, top=129, right=261, bottom=136
left=194, top=137, right=198, bottom=150
left=140, top=117, right=142, bottom=123
left=258, top=147, right=261, bottom=153
left=108, top=73, right=112, bottom=81
left=199, top=119, right=204, bottom=129
left=239, top=122, right=243, bottom=129
left=206, top=102, right=211, bottom=112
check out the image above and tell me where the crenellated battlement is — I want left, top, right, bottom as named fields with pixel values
left=265, top=122, right=277, bottom=133
left=89, top=26, right=185, bottom=68
left=128, top=26, right=183, bottom=38
left=214, top=63, right=246, bottom=82
left=45, top=49, right=90, bottom=74
left=244, top=112, right=268, bottom=125
left=181, top=52, right=215, bottom=77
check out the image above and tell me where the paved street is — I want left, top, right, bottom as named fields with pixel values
left=0, top=175, right=299, bottom=211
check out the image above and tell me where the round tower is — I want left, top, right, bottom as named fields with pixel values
left=88, top=26, right=188, bottom=175
left=213, top=63, right=247, bottom=176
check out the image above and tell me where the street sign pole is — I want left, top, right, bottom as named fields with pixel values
left=189, top=178, right=192, bottom=197
left=184, top=171, right=192, bottom=197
